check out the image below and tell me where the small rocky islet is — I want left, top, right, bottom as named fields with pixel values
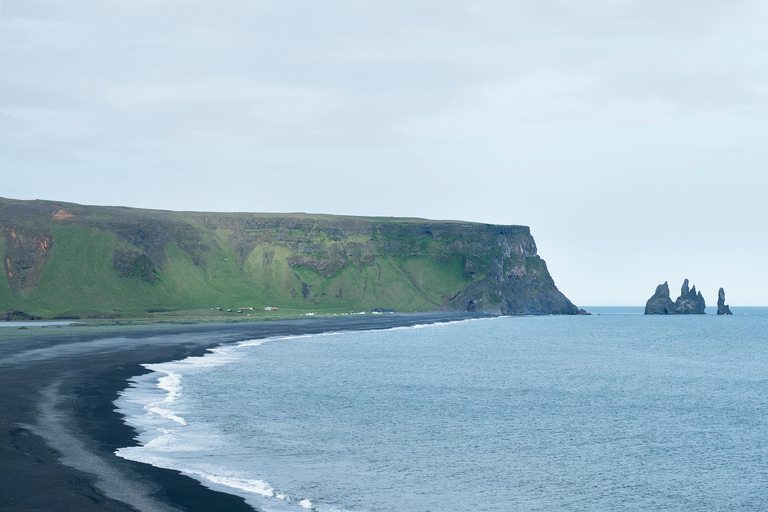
left=645, top=279, right=733, bottom=315
left=717, top=288, right=733, bottom=316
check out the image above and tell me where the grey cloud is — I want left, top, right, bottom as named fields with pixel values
left=0, top=0, right=767, bottom=304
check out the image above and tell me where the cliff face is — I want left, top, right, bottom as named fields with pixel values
left=446, top=232, right=577, bottom=315
left=645, top=279, right=706, bottom=315
left=0, top=197, right=577, bottom=318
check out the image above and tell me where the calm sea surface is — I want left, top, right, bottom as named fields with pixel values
left=0, top=321, right=78, bottom=328
left=116, top=308, right=768, bottom=511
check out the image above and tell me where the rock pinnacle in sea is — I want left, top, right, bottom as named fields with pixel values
left=717, top=288, right=733, bottom=315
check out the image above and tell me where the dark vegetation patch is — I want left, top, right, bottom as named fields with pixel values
left=90, top=313, right=121, bottom=319
left=51, top=310, right=121, bottom=319
left=112, top=250, right=157, bottom=282
left=0, top=309, right=41, bottom=321
left=83, top=212, right=211, bottom=269
left=287, top=254, right=347, bottom=277
left=143, top=307, right=176, bottom=313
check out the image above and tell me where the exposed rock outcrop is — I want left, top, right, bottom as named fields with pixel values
left=674, top=279, right=706, bottom=314
left=645, top=282, right=677, bottom=315
left=446, top=231, right=578, bottom=315
left=645, top=279, right=706, bottom=315
left=717, top=288, right=733, bottom=315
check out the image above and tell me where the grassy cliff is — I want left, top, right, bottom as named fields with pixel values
left=0, top=197, right=578, bottom=319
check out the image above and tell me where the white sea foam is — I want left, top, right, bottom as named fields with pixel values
left=172, top=468, right=340, bottom=512
left=133, top=370, right=187, bottom=425
left=146, top=406, right=186, bottom=425
left=115, top=318, right=493, bottom=512
left=189, top=471, right=276, bottom=498
left=381, top=315, right=500, bottom=332
left=117, top=335, right=313, bottom=453
left=155, top=371, right=182, bottom=403
left=238, top=334, right=311, bottom=348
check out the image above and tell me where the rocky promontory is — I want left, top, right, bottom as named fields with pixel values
left=645, top=279, right=706, bottom=315
left=717, top=288, right=733, bottom=315
left=0, top=197, right=579, bottom=318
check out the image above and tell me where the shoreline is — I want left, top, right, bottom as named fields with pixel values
left=0, top=312, right=486, bottom=512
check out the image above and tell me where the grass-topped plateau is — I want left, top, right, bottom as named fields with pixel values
left=0, top=197, right=578, bottom=320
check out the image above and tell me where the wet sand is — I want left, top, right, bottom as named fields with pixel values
left=0, top=313, right=482, bottom=512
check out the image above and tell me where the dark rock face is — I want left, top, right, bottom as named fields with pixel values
left=577, top=309, right=591, bottom=315
left=674, top=279, right=706, bottom=314
left=717, top=288, right=733, bottom=315
left=446, top=233, right=579, bottom=316
left=645, top=281, right=677, bottom=314
left=645, top=279, right=706, bottom=315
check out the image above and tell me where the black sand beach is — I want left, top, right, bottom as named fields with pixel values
left=0, top=313, right=481, bottom=512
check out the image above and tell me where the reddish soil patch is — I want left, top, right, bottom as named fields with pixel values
left=52, top=209, right=74, bottom=221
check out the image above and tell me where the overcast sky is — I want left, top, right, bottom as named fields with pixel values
left=1, top=0, right=766, bottom=305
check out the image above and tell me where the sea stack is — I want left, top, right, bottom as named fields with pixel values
left=645, top=279, right=706, bottom=315
left=717, top=288, right=733, bottom=315
left=674, top=279, right=706, bottom=314
left=644, top=281, right=676, bottom=314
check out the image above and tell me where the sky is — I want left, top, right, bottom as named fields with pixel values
left=1, top=0, right=766, bottom=306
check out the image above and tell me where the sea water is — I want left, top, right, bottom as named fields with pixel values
left=116, top=309, right=768, bottom=511
left=0, top=321, right=78, bottom=327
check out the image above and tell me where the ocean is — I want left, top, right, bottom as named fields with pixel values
left=115, top=308, right=768, bottom=511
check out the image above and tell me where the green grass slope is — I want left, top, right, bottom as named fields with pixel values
left=0, top=197, right=577, bottom=319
